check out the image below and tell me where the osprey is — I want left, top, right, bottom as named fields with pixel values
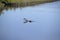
left=23, top=18, right=33, bottom=23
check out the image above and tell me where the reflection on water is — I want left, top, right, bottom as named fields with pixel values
left=0, top=1, right=60, bottom=40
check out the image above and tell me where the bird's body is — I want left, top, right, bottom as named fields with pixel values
left=23, top=18, right=33, bottom=23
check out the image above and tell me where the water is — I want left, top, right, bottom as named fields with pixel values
left=0, top=1, right=60, bottom=40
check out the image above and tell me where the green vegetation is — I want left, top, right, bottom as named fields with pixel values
left=7, top=0, right=57, bottom=3
left=0, top=0, right=57, bottom=7
left=0, top=0, right=58, bottom=8
left=0, top=0, right=58, bottom=15
left=0, top=0, right=57, bottom=3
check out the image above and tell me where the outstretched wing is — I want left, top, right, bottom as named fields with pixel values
left=23, top=18, right=28, bottom=23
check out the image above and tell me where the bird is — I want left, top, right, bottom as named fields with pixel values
left=23, top=18, right=33, bottom=23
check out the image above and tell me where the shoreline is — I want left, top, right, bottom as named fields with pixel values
left=0, top=0, right=58, bottom=7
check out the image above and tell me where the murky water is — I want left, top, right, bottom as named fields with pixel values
left=0, top=1, right=60, bottom=40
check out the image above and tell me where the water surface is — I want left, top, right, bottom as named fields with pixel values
left=0, top=1, right=60, bottom=40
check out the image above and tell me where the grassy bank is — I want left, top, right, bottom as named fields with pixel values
left=0, top=0, right=58, bottom=15
left=0, top=2, right=5, bottom=8
left=0, top=0, right=57, bottom=7
left=6, top=0, right=57, bottom=3
left=0, top=0, right=58, bottom=7
left=1, top=0, right=57, bottom=3
left=0, top=0, right=58, bottom=11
